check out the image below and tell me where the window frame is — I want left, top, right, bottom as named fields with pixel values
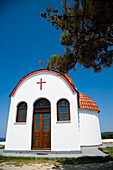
left=16, top=102, right=27, bottom=122
left=57, top=99, right=70, bottom=121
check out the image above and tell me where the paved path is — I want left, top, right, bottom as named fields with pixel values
left=0, top=146, right=107, bottom=158
left=0, top=162, right=113, bottom=169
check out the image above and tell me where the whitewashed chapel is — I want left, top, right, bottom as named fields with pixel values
left=5, top=69, right=102, bottom=151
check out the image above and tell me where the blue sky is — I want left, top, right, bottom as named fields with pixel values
left=0, top=0, right=113, bottom=138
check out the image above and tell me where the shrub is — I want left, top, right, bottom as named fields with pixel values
left=0, top=145, right=5, bottom=149
left=101, top=132, right=113, bottom=139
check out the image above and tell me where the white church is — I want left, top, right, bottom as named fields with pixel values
left=5, top=69, right=102, bottom=151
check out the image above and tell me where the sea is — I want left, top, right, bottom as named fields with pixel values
left=0, top=137, right=6, bottom=142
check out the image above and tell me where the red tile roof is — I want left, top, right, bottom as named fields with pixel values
left=63, top=75, right=100, bottom=113
left=64, top=74, right=74, bottom=86
left=79, top=93, right=100, bottom=113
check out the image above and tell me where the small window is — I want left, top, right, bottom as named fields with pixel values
left=16, top=102, right=27, bottom=122
left=57, top=99, right=70, bottom=121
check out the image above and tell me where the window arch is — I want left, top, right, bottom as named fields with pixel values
left=57, top=99, right=70, bottom=121
left=16, top=102, right=27, bottom=122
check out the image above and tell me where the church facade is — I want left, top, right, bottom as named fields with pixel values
left=5, top=69, right=102, bottom=151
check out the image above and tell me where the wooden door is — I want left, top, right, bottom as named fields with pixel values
left=32, top=99, right=51, bottom=150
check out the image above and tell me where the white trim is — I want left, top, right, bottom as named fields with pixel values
left=14, top=122, right=27, bottom=125
left=56, top=121, right=71, bottom=124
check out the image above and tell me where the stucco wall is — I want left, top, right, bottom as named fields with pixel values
left=79, top=109, right=102, bottom=146
left=5, top=72, right=80, bottom=151
left=102, top=139, right=113, bottom=142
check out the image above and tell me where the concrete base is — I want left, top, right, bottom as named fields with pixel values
left=1, top=146, right=107, bottom=158
left=3, top=150, right=82, bottom=154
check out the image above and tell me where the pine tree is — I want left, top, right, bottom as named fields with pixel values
left=41, top=0, right=113, bottom=73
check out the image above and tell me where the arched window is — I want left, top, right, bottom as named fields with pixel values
left=57, top=99, right=70, bottom=121
left=16, top=102, right=27, bottom=122
left=34, top=98, right=50, bottom=107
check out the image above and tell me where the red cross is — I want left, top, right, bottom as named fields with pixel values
left=36, top=78, right=46, bottom=90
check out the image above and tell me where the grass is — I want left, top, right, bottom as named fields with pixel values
left=0, top=155, right=113, bottom=166
left=102, top=142, right=113, bottom=145
left=57, top=156, right=113, bottom=165
left=103, top=147, right=113, bottom=158
left=0, top=145, right=5, bottom=149
left=0, top=156, right=59, bottom=166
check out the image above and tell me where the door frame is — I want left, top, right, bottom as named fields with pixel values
left=31, top=98, right=51, bottom=150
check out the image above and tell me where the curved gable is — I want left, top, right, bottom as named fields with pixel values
left=9, top=69, right=78, bottom=97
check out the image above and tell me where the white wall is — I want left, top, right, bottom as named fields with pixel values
left=102, top=139, right=113, bottom=142
left=0, top=142, right=6, bottom=145
left=79, top=109, right=102, bottom=146
left=5, top=72, right=80, bottom=151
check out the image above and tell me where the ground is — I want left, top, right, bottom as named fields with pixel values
left=0, top=144, right=113, bottom=169
left=0, top=161, right=113, bottom=170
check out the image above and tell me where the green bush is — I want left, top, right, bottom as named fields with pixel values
left=0, top=145, right=5, bottom=149
left=101, top=132, right=113, bottom=139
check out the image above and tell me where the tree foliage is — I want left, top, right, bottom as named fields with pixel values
left=41, top=0, right=113, bottom=73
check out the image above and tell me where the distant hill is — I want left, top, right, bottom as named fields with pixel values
left=101, top=132, right=113, bottom=139
left=101, top=132, right=113, bottom=134
left=0, top=137, right=6, bottom=142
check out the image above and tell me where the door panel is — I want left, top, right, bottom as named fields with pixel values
left=32, top=101, right=51, bottom=150
left=32, top=113, right=41, bottom=149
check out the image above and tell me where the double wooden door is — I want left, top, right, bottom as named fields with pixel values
left=32, top=105, right=51, bottom=150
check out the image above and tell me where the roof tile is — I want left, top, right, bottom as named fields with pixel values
left=79, top=93, right=100, bottom=113
left=64, top=74, right=74, bottom=86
